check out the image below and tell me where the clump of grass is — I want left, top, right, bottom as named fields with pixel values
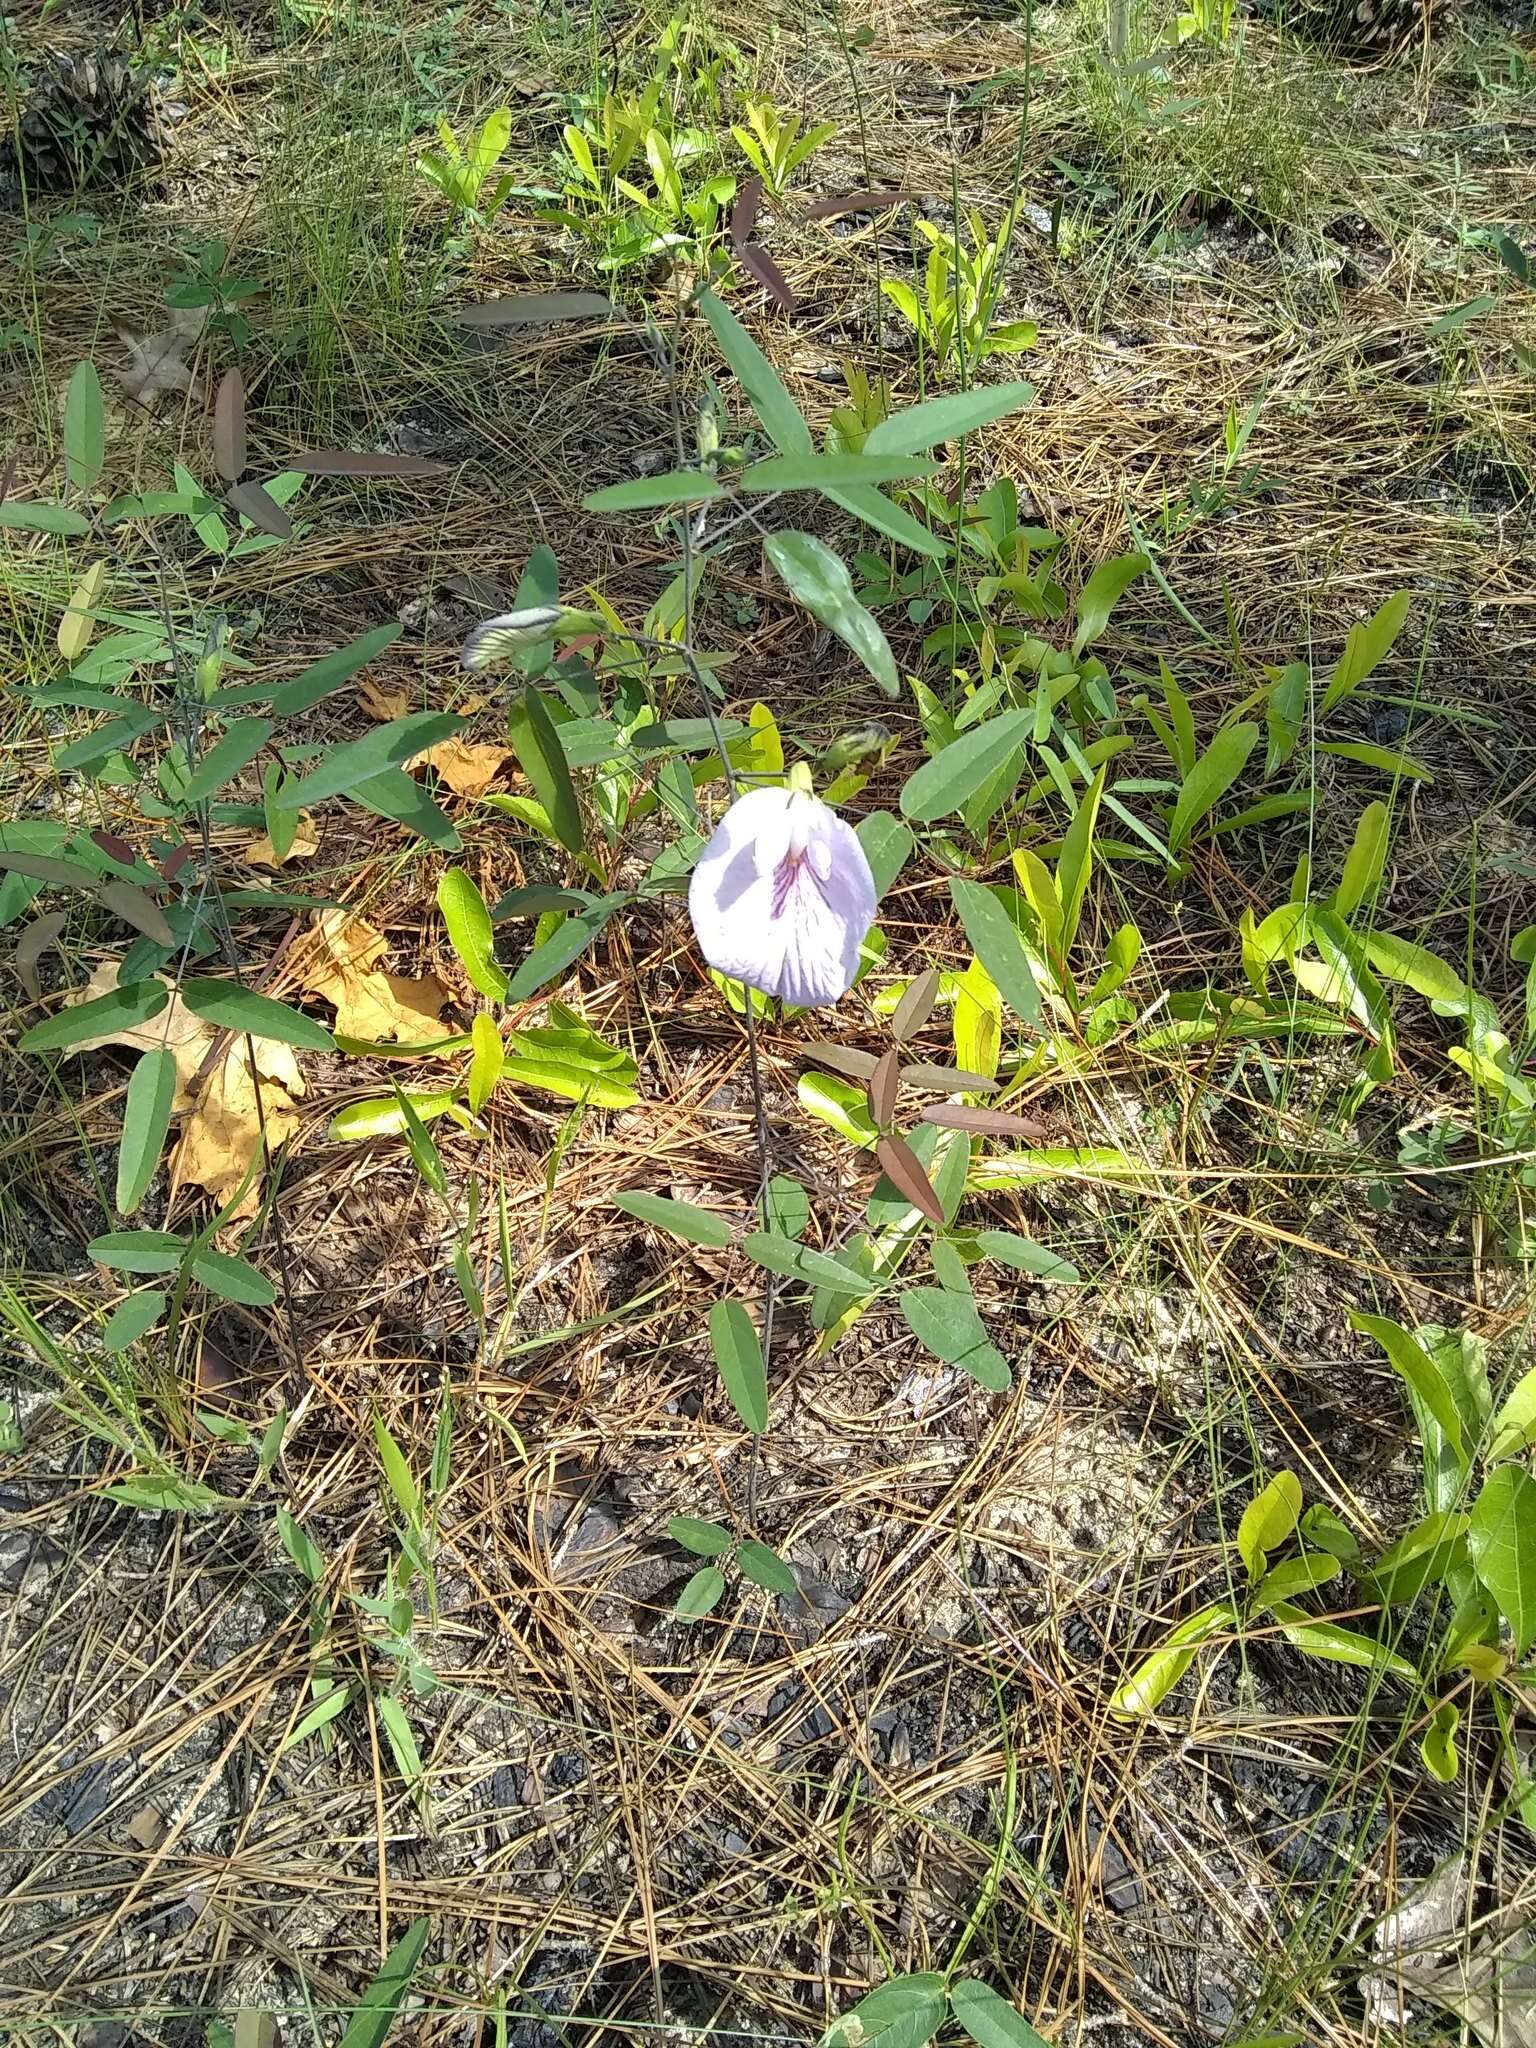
left=1069, top=0, right=1330, bottom=230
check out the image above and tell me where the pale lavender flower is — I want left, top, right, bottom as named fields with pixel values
left=688, top=782, right=877, bottom=1008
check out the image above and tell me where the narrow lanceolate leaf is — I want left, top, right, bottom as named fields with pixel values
left=875, top=1133, right=945, bottom=1225
left=1468, top=1466, right=1536, bottom=1657
left=289, top=449, right=451, bottom=478
left=1109, top=1602, right=1237, bottom=1717
left=614, top=1191, right=734, bottom=1248
left=1333, top=799, right=1389, bottom=918
left=21, top=978, right=168, bottom=1051
left=892, top=966, right=941, bottom=1042
left=466, top=1011, right=503, bottom=1114
left=437, top=869, right=508, bottom=1001
left=900, top=712, right=1034, bottom=823
left=697, top=288, right=813, bottom=457
left=744, top=1234, right=872, bottom=1293
left=506, top=689, right=583, bottom=854
left=15, top=910, right=68, bottom=1001
left=866, top=380, right=1036, bottom=459
left=281, top=1685, right=354, bottom=1752
left=505, top=901, right=616, bottom=1001
left=920, top=1103, right=1050, bottom=1139
left=950, top=879, right=1042, bottom=1026
left=175, top=717, right=274, bottom=807
left=334, top=1917, right=431, bottom=2048
left=190, top=1247, right=276, bottom=1307
left=867, top=1048, right=900, bottom=1128
left=974, top=1229, right=1078, bottom=1281
left=226, top=480, right=293, bottom=538
left=1266, top=1600, right=1419, bottom=1681
left=900, top=1286, right=1010, bottom=1390
left=0, top=500, right=91, bottom=535
left=1350, top=1311, right=1463, bottom=1458
left=57, top=559, right=108, bottom=662
left=93, top=878, right=174, bottom=945
left=583, top=471, right=724, bottom=512
left=64, top=360, right=106, bottom=492
left=801, top=1041, right=879, bottom=1083
left=274, top=713, right=465, bottom=808
left=116, top=1047, right=177, bottom=1215
left=179, top=979, right=336, bottom=1050
left=675, top=1565, right=727, bottom=1621
left=452, top=292, right=617, bottom=328
left=708, top=1299, right=769, bottom=1433
left=900, top=1062, right=1000, bottom=1094
left=1168, top=723, right=1259, bottom=854
left=214, top=367, right=247, bottom=482
left=89, top=1228, right=187, bottom=1273
left=739, top=243, right=796, bottom=313
left=269, top=624, right=404, bottom=716
left=731, top=174, right=762, bottom=247
left=766, top=531, right=898, bottom=699
left=742, top=452, right=935, bottom=493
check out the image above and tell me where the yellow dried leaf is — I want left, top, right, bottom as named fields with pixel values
left=241, top=812, right=320, bottom=870
left=173, top=1041, right=303, bottom=1216
left=59, top=560, right=108, bottom=662
left=357, top=676, right=409, bottom=721
left=65, top=960, right=218, bottom=1110
left=410, top=735, right=512, bottom=799
left=292, top=909, right=449, bottom=1045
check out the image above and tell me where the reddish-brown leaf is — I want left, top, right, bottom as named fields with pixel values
left=891, top=965, right=940, bottom=1042
left=739, top=243, right=796, bottom=314
left=452, top=292, right=617, bottom=329
left=287, top=450, right=451, bottom=479
left=918, top=1103, right=1050, bottom=1140
left=876, top=1132, right=946, bottom=1225
left=867, top=1047, right=900, bottom=1127
left=804, top=190, right=925, bottom=221
left=731, top=174, right=763, bottom=249
left=225, top=481, right=293, bottom=537
left=161, top=844, right=195, bottom=885
left=803, top=1041, right=878, bottom=1081
left=15, top=910, right=68, bottom=1003
left=90, top=829, right=137, bottom=866
left=900, top=1061, right=1001, bottom=1095
left=213, top=366, right=246, bottom=483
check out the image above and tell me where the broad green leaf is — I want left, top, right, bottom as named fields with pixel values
left=0, top=501, right=91, bottom=535
left=741, top=451, right=935, bottom=492
left=819, top=1975, right=949, bottom=2048
left=866, top=380, right=1035, bottom=458
left=766, top=1174, right=809, bottom=1239
left=64, top=360, right=105, bottom=492
left=116, top=1047, right=176, bottom=1215
left=1468, top=1466, right=1536, bottom=1655
left=950, top=1979, right=1053, bottom=2048
left=825, top=482, right=947, bottom=560
left=101, top=1288, right=167, bottom=1351
left=950, top=880, right=1042, bottom=1026
left=1250, top=1552, right=1342, bottom=1607
left=899, top=1285, right=1009, bottom=1390
left=1358, top=1509, right=1469, bottom=1607
left=89, top=1228, right=186, bottom=1274
left=437, top=869, right=508, bottom=1001
left=103, top=1476, right=235, bottom=1511
left=466, top=1012, right=503, bottom=1114
left=1236, top=1470, right=1302, bottom=1580
left=856, top=812, right=913, bottom=899
left=709, top=1299, right=769, bottom=1432
left=1071, top=552, right=1149, bottom=658
left=269, top=624, right=405, bottom=717
left=175, top=718, right=274, bottom=807
left=1362, top=933, right=1472, bottom=1014
left=505, top=901, right=616, bottom=1001
left=1489, top=1366, right=1536, bottom=1463
left=1320, top=590, right=1410, bottom=713
left=335, top=1917, right=431, bottom=2048
left=698, top=288, right=812, bottom=455
left=329, top=1093, right=459, bottom=1141
left=669, top=1516, right=732, bottom=1556
left=614, top=1190, right=733, bottom=1247
left=766, top=531, right=898, bottom=698
left=583, top=470, right=724, bottom=511
left=1056, top=766, right=1106, bottom=954
left=1109, top=1602, right=1236, bottom=1717
left=506, top=688, right=583, bottom=855
left=1332, top=800, right=1389, bottom=918
left=974, top=1230, right=1078, bottom=1281
left=22, top=978, right=168, bottom=1051
left=900, top=711, right=1034, bottom=823
left=180, top=979, right=336, bottom=1051
left=276, top=1506, right=326, bottom=1581
left=190, top=1248, right=275, bottom=1306
left=274, top=713, right=465, bottom=809
left=1168, top=722, right=1259, bottom=854
left=675, top=1564, right=727, bottom=1621
left=738, top=1539, right=797, bottom=1595
left=1316, top=740, right=1433, bottom=783
left=502, top=1013, right=639, bottom=1108
left=57, top=558, right=108, bottom=663
left=1351, top=1311, right=1463, bottom=1460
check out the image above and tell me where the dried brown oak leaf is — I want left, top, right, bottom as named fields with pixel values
left=291, top=909, right=448, bottom=1044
